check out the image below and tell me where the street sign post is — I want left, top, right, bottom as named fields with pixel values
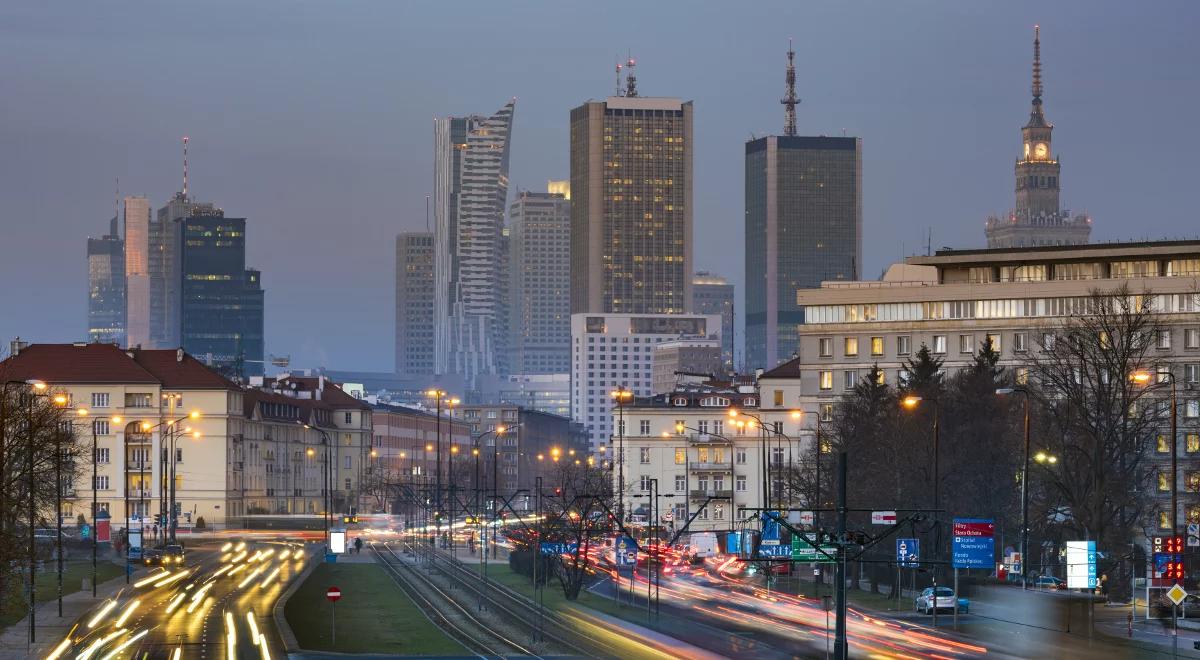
left=790, top=534, right=837, bottom=562
left=896, top=538, right=919, bottom=568
left=761, top=512, right=781, bottom=546
left=1066, top=541, right=1097, bottom=590
left=871, top=511, right=897, bottom=525
left=539, top=542, right=578, bottom=555
left=615, top=536, right=637, bottom=566
left=951, top=519, right=995, bottom=569
left=326, top=586, right=341, bottom=645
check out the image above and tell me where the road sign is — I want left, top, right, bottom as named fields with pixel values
left=791, top=534, right=837, bottom=562
left=1168, top=584, right=1188, bottom=606
left=326, top=586, right=342, bottom=602
left=615, top=535, right=637, bottom=566
left=871, top=511, right=897, bottom=525
left=539, top=542, right=578, bottom=555
left=1189, top=523, right=1200, bottom=548
left=80, top=524, right=91, bottom=540
left=798, top=511, right=814, bottom=526
left=1066, top=540, right=1097, bottom=590
left=761, top=511, right=781, bottom=546
left=896, top=538, right=919, bottom=568
left=951, top=518, right=995, bottom=569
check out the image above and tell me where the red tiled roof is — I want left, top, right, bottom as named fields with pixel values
left=0, top=344, right=158, bottom=384
left=759, top=356, right=803, bottom=379
left=130, top=348, right=239, bottom=390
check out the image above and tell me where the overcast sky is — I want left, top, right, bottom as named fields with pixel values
left=2, top=1, right=1197, bottom=371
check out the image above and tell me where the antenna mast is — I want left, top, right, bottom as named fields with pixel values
left=781, top=39, right=799, bottom=137
left=624, top=53, right=638, bottom=98
left=615, top=59, right=623, bottom=96
left=182, top=135, right=189, bottom=199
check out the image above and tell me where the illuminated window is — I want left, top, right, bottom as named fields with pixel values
left=1158, top=472, right=1171, bottom=492
left=1187, top=472, right=1200, bottom=493
left=1187, top=434, right=1200, bottom=453
left=871, top=337, right=884, bottom=356
left=819, top=371, right=833, bottom=391
left=1159, top=511, right=1171, bottom=529
left=674, top=448, right=685, bottom=465
left=844, top=337, right=858, bottom=357
left=1157, top=435, right=1171, bottom=453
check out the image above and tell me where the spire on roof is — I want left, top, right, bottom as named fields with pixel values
left=1031, top=25, right=1043, bottom=107
left=781, top=38, right=799, bottom=137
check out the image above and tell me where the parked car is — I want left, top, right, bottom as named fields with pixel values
left=915, top=587, right=969, bottom=614
left=1034, top=575, right=1065, bottom=590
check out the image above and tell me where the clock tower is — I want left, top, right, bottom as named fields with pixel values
left=985, top=27, right=1091, bottom=248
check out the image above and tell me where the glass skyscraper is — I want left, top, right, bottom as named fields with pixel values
left=86, top=215, right=125, bottom=344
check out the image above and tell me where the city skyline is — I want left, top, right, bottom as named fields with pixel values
left=2, top=2, right=1198, bottom=370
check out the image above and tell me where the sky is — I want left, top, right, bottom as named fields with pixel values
left=2, top=1, right=1198, bottom=372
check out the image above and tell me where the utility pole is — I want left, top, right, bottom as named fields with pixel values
left=833, top=451, right=848, bottom=660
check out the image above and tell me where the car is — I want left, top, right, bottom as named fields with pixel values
left=915, top=587, right=968, bottom=614
left=141, top=548, right=164, bottom=566
left=1034, top=575, right=1065, bottom=590
left=163, top=544, right=186, bottom=565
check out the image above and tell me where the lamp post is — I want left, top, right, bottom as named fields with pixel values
left=300, top=421, right=333, bottom=547
left=1134, top=369, right=1179, bottom=590
left=996, top=387, right=1032, bottom=589
left=901, top=395, right=940, bottom=557
left=611, top=387, right=633, bottom=525
left=726, top=408, right=801, bottom=519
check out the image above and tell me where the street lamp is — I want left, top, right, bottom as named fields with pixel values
left=901, top=395, right=940, bottom=562
left=300, top=422, right=332, bottom=547
left=611, top=387, right=634, bottom=524
left=727, top=408, right=801, bottom=516
left=996, top=386, right=1032, bottom=589
left=1133, top=369, right=1178, bottom=574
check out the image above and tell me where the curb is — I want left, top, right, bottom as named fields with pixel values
left=272, top=545, right=321, bottom=654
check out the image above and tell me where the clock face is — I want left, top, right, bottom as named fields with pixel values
left=1034, top=143, right=1048, bottom=159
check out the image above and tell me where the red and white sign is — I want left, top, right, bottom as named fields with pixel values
left=953, top=520, right=995, bottom=537
left=799, top=511, right=815, bottom=526
left=326, top=586, right=342, bottom=602
left=871, top=511, right=897, bottom=525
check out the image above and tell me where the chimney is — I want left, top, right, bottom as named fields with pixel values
left=176, top=347, right=184, bottom=363
left=9, top=337, right=27, bottom=356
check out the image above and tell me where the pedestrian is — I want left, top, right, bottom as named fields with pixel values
left=354, top=536, right=363, bottom=554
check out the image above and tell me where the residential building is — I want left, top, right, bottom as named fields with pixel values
left=369, top=403, right=471, bottom=517
left=692, top=272, right=734, bottom=366
left=87, top=215, right=125, bottom=345
left=124, top=196, right=152, bottom=348
left=570, top=94, right=693, bottom=315
left=651, top=339, right=724, bottom=395
left=395, top=232, right=435, bottom=376
left=179, top=210, right=265, bottom=378
left=745, top=46, right=862, bottom=371
left=508, top=188, right=571, bottom=374
left=570, top=312, right=721, bottom=452
left=985, top=27, right=1091, bottom=249
left=434, top=100, right=516, bottom=385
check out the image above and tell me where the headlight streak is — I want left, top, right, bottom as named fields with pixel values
left=187, top=583, right=214, bottom=614
left=75, top=629, right=125, bottom=660
left=237, top=566, right=265, bottom=589
left=86, top=599, right=118, bottom=628
left=258, top=566, right=281, bottom=589
left=98, top=628, right=149, bottom=660
left=225, top=611, right=237, bottom=660
left=154, top=570, right=191, bottom=588
left=165, top=591, right=188, bottom=615
left=44, top=636, right=72, bottom=660
left=113, top=599, right=140, bottom=628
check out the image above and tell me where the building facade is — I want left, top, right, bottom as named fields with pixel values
left=124, top=196, right=152, bottom=348
left=570, top=312, right=721, bottom=452
left=87, top=215, right=126, bottom=345
left=508, top=189, right=571, bottom=375
left=745, top=135, right=862, bottom=371
left=691, top=272, right=734, bottom=367
left=651, top=339, right=724, bottom=394
left=179, top=210, right=265, bottom=377
left=478, top=373, right=571, bottom=419
left=395, top=232, right=435, bottom=376
left=149, top=193, right=217, bottom=349
left=433, top=100, right=516, bottom=385
left=570, top=96, right=693, bottom=315
left=984, top=27, right=1091, bottom=249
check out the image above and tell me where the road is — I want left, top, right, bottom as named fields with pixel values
left=45, top=538, right=309, bottom=659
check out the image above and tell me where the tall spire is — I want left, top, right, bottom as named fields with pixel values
left=1031, top=25, right=1043, bottom=106
left=781, top=39, right=799, bottom=137
left=181, top=135, right=189, bottom=199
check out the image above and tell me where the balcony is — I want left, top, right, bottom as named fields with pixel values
left=690, top=489, right=733, bottom=500
left=125, top=462, right=151, bottom=473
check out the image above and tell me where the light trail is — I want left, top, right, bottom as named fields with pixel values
left=154, top=570, right=191, bottom=588
left=165, top=591, right=188, bottom=615
left=86, top=599, right=118, bottom=628
left=76, top=629, right=125, bottom=660
left=237, top=565, right=265, bottom=589
left=43, top=636, right=71, bottom=660
left=133, top=569, right=168, bottom=587
left=113, top=599, right=140, bottom=628
left=258, top=566, right=281, bottom=589
left=225, top=611, right=237, bottom=660
left=99, top=628, right=149, bottom=660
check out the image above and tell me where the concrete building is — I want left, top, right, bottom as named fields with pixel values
left=762, top=240, right=1200, bottom=532
left=369, top=404, right=471, bottom=515
left=651, top=339, right=724, bottom=394
left=179, top=210, right=265, bottom=378
left=570, top=93, right=693, bottom=315
left=434, top=100, right=516, bottom=385
left=691, top=272, right=734, bottom=367
left=395, top=232, right=435, bottom=376
left=570, top=312, right=721, bottom=452
left=508, top=188, right=571, bottom=374
left=124, top=196, right=152, bottom=348
left=87, top=215, right=126, bottom=345
left=985, top=27, right=1091, bottom=249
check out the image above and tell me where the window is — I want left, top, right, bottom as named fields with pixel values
left=959, top=334, right=974, bottom=354
left=986, top=333, right=1001, bottom=353
left=91, top=393, right=110, bottom=408
left=1158, top=330, right=1172, bottom=350
left=344, top=478, right=351, bottom=491
left=819, top=371, right=833, bottom=391
left=1016, top=367, right=1029, bottom=385
left=1157, top=434, right=1171, bottom=453
left=820, top=404, right=833, bottom=422
left=1110, top=260, right=1158, bottom=278
left=125, top=393, right=152, bottom=408
left=735, top=448, right=746, bottom=464
left=736, top=475, right=747, bottom=492
left=897, top=369, right=911, bottom=387
left=896, top=336, right=911, bottom=356
left=844, top=337, right=858, bottom=357
left=639, top=448, right=651, bottom=464
left=674, top=475, right=685, bottom=491
left=870, top=337, right=884, bottom=356
left=92, top=475, right=110, bottom=490
left=818, top=338, right=833, bottom=357
left=343, top=455, right=352, bottom=469
left=94, top=448, right=110, bottom=463
left=486, top=411, right=497, bottom=419
left=1159, top=511, right=1171, bottom=530
left=1188, top=472, right=1200, bottom=493
left=713, top=420, right=723, bottom=436
left=617, top=419, right=626, bottom=435
left=1188, top=329, right=1200, bottom=349
left=639, top=420, right=650, bottom=435
left=92, top=420, right=110, bottom=436
left=843, top=371, right=857, bottom=390
left=697, top=420, right=709, bottom=435
left=713, top=448, right=726, bottom=464
left=713, top=504, right=725, bottom=520
left=699, top=396, right=730, bottom=407
left=1042, top=333, right=1056, bottom=351
left=674, top=448, right=685, bottom=465
left=1187, top=365, right=1200, bottom=384
left=932, top=336, right=947, bottom=354
left=770, top=447, right=784, bottom=464
left=1188, top=401, right=1200, bottom=419
left=698, top=447, right=709, bottom=463
left=697, top=476, right=708, bottom=492
left=674, top=420, right=685, bottom=435
left=1158, top=472, right=1171, bottom=492
left=1013, top=333, right=1027, bottom=353
left=175, top=448, right=183, bottom=463
left=773, top=390, right=783, bottom=407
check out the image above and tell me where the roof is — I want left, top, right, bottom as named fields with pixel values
left=907, top=239, right=1200, bottom=266
left=0, top=343, right=159, bottom=384
left=259, top=375, right=372, bottom=411
left=130, top=348, right=239, bottom=390
left=759, top=356, right=803, bottom=380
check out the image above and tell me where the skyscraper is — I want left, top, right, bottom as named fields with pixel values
left=150, top=192, right=216, bottom=348
left=691, top=272, right=734, bottom=367
left=395, top=232, right=435, bottom=376
left=745, top=44, right=862, bottom=370
left=86, top=215, right=125, bottom=344
left=570, top=77, right=693, bottom=315
left=179, top=209, right=265, bottom=377
left=985, top=27, right=1091, bottom=248
left=508, top=187, right=571, bottom=375
left=124, top=195, right=152, bottom=348
left=433, top=100, right=516, bottom=385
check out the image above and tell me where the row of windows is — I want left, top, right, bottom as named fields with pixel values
left=807, top=294, right=1200, bottom=325
left=818, top=329, right=1200, bottom=363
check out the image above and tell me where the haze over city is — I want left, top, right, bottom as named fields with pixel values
left=2, top=1, right=1197, bottom=370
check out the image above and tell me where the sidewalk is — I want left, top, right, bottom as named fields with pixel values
left=0, top=559, right=134, bottom=657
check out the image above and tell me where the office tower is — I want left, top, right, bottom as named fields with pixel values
left=179, top=209, right=265, bottom=377
left=150, top=192, right=216, bottom=348
left=691, top=271, right=734, bottom=367
left=985, top=27, right=1091, bottom=248
left=124, top=195, right=152, bottom=348
left=433, top=100, right=516, bottom=385
left=86, top=215, right=126, bottom=344
left=745, top=44, right=862, bottom=370
left=508, top=187, right=571, bottom=374
left=570, top=83, right=693, bottom=315
left=570, top=312, right=720, bottom=452
left=395, top=232, right=435, bottom=376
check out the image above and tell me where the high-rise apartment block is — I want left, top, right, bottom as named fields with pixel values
left=570, top=94, right=693, bottom=315
left=395, top=232, right=435, bottom=376
left=691, top=272, right=734, bottom=366
left=179, top=210, right=265, bottom=377
left=985, top=28, right=1091, bottom=249
left=508, top=187, right=571, bottom=374
left=124, top=195, right=152, bottom=348
left=86, top=215, right=126, bottom=344
left=433, top=100, right=516, bottom=385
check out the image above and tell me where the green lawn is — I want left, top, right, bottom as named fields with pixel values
left=0, top=561, right=125, bottom=629
left=284, top=563, right=464, bottom=655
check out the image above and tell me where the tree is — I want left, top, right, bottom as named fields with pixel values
left=540, top=461, right=614, bottom=600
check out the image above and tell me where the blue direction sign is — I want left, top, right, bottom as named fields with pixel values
left=761, top=511, right=781, bottom=546
left=80, top=524, right=91, bottom=540
left=755, top=543, right=792, bottom=558
left=615, top=535, right=638, bottom=566
left=952, top=518, right=996, bottom=569
left=540, top=542, right=578, bottom=555
left=897, top=538, right=920, bottom=568
left=727, top=532, right=741, bottom=555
